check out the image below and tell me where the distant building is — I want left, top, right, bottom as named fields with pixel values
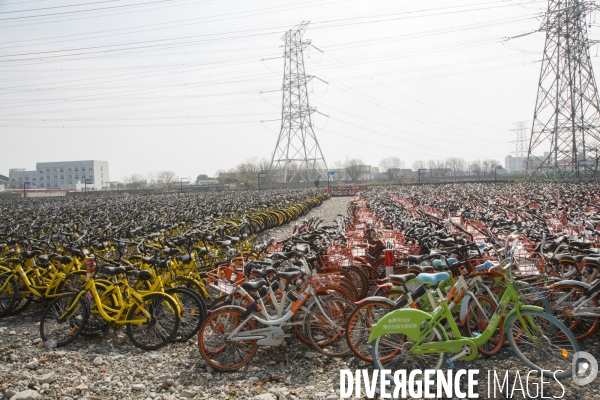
left=8, top=160, right=109, bottom=190
left=0, top=174, right=8, bottom=191
left=505, top=152, right=549, bottom=174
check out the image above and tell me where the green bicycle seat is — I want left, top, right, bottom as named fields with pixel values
left=417, top=272, right=450, bottom=287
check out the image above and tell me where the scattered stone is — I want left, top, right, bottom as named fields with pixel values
left=205, top=365, right=215, bottom=373
left=304, top=352, right=317, bottom=359
left=268, top=361, right=277, bottom=366
left=92, top=356, right=103, bottom=366
left=32, top=338, right=42, bottom=345
left=132, top=384, right=145, bottom=391
left=249, top=377, right=260, bottom=383
left=25, top=359, right=39, bottom=370
left=180, top=389, right=198, bottom=398
left=251, top=394, right=277, bottom=400
left=40, top=384, right=49, bottom=391
left=38, top=372, right=56, bottom=384
left=8, top=330, right=16, bottom=335
left=134, top=370, right=144, bottom=377
left=5, top=389, right=17, bottom=399
left=9, top=389, right=41, bottom=400
left=44, top=340, right=56, bottom=351
left=164, top=378, right=175, bottom=386
left=35, top=343, right=45, bottom=349
left=9, top=353, right=19, bottom=362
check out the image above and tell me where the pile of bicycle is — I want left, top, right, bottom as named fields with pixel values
left=1, top=182, right=598, bottom=384
left=194, top=182, right=598, bottom=383
left=0, top=189, right=328, bottom=350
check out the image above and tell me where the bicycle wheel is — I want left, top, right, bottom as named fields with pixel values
left=126, top=293, right=180, bottom=350
left=0, top=274, right=18, bottom=317
left=306, top=296, right=354, bottom=356
left=464, top=295, right=504, bottom=356
left=80, top=283, right=117, bottom=338
left=166, top=287, right=206, bottom=343
left=345, top=299, right=395, bottom=362
left=198, top=307, right=257, bottom=371
left=546, top=284, right=600, bottom=340
left=372, top=325, right=445, bottom=388
left=39, top=293, right=88, bottom=347
left=506, top=310, right=580, bottom=379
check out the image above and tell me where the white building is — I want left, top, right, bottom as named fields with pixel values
left=9, top=160, right=109, bottom=191
left=505, top=152, right=549, bottom=174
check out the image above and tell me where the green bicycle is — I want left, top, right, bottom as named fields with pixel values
left=369, top=239, right=581, bottom=387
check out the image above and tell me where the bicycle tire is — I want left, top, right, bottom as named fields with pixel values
left=198, top=306, right=257, bottom=371
left=506, top=310, right=580, bottom=379
left=546, top=284, right=600, bottom=340
left=345, top=299, right=395, bottom=362
left=166, top=287, right=206, bottom=343
left=39, top=293, right=88, bottom=347
left=0, top=274, right=18, bottom=317
left=372, top=325, right=446, bottom=387
left=464, top=295, right=504, bottom=356
left=125, top=292, right=180, bottom=350
left=306, top=296, right=354, bottom=357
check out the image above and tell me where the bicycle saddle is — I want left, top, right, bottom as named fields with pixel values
left=100, top=266, right=127, bottom=275
left=407, top=265, right=435, bottom=274
left=162, top=248, right=180, bottom=256
left=175, top=254, right=192, bottom=264
left=251, top=267, right=276, bottom=279
left=193, top=247, right=209, bottom=255
left=582, top=257, right=600, bottom=268
left=417, top=272, right=451, bottom=287
left=56, top=256, right=73, bottom=265
left=295, top=244, right=309, bottom=254
left=389, top=273, right=417, bottom=286
left=23, top=250, right=41, bottom=259
left=275, top=270, right=301, bottom=282
left=242, top=279, right=267, bottom=291
left=130, top=270, right=153, bottom=281
left=38, top=253, right=58, bottom=263
left=570, top=241, right=593, bottom=250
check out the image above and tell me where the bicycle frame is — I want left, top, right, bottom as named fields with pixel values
left=369, top=272, right=543, bottom=362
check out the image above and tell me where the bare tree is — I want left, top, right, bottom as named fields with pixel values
left=123, top=174, right=146, bottom=190
left=380, top=156, right=405, bottom=180
left=157, top=170, right=178, bottom=192
left=236, top=158, right=261, bottom=188
left=446, top=157, right=466, bottom=176
left=345, top=158, right=364, bottom=181
left=482, top=159, right=500, bottom=175
left=469, top=159, right=483, bottom=176
left=427, top=160, right=438, bottom=177
left=412, top=160, right=426, bottom=171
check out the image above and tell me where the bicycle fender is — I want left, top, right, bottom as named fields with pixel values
left=458, top=294, right=472, bottom=326
left=353, top=296, right=396, bottom=307
left=503, top=305, right=543, bottom=329
left=206, top=305, right=246, bottom=315
left=547, top=280, right=591, bottom=290
left=368, top=308, right=432, bottom=343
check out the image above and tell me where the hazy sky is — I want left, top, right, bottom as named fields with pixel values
left=1, top=0, right=596, bottom=181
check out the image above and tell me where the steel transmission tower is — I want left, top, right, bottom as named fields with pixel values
left=527, top=0, right=600, bottom=178
left=511, top=121, right=528, bottom=156
left=269, top=22, right=328, bottom=184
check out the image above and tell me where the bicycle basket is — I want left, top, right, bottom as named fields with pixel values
left=310, top=273, right=341, bottom=290
left=206, top=265, right=245, bottom=294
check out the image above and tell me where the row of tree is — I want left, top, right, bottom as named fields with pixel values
left=410, top=158, right=501, bottom=178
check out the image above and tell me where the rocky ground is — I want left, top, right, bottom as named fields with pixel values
left=1, top=196, right=599, bottom=400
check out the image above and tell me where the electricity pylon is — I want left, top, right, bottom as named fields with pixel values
left=527, top=0, right=600, bottom=179
left=269, top=21, right=328, bottom=184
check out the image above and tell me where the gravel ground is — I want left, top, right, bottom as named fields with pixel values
left=1, top=195, right=599, bottom=400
